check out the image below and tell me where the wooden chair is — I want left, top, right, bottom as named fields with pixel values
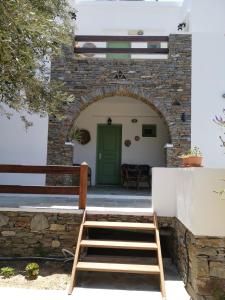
left=121, top=164, right=151, bottom=189
left=138, top=164, right=152, bottom=189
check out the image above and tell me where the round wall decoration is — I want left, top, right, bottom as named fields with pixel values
left=82, top=42, right=96, bottom=58
left=124, top=139, right=131, bottom=147
left=135, top=136, right=140, bottom=141
left=76, top=129, right=91, bottom=145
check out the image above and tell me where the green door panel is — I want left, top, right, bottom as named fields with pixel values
left=106, top=41, right=131, bottom=59
left=96, top=125, right=122, bottom=185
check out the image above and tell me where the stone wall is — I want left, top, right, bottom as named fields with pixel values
left=0, top=211, right=82, bottom=256
left=47, top=34, right=192, bottom=184
left=1, top=210, right=223, bottom=299
left=173, top=218, right=225, bottom=300
left=0, top=211, right=171, bottom=257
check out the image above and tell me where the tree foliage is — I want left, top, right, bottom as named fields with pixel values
left=0, top=0, right=75, bottom=120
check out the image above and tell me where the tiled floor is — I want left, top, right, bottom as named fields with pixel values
left=0, top=186, right=152, bottom=212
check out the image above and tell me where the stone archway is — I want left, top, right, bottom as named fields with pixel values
left=47, top=85, right=190, bottom=173
left=47, top=35, right=191, bottom=185
left=68, top=86, right=173, bottom=141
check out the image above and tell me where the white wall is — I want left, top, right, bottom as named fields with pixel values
left=152, top=167, right=225, bottom=236
left=73, top=96, right=170, bottom=185
left=190, top=0, right=225, bottom=167
left=152, top=168, right=178, bottom=217
left=191, top=33, right=225, bottom=168
left=0, top=109, right=48, bottom=185
left=74, top=1, right=189, bottom=59
left=75, top=1, right=188, bottom=35
left=190, top=0, right=225, bottom=33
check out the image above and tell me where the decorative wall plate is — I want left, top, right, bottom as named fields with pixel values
left=124, top=139, right=131, bottom=147
left=135, top=136, right=140, bottom=141
left=82, top=42, right=96, bottom=58
left=76, top=129, right=91, bottom=145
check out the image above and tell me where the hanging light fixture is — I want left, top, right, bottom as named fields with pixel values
left=107, top=117, right=112, bottom=125
left=181, top=112, right=186, bottom=122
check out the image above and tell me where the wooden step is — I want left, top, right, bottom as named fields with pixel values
left=76, top=262, right=160, bottom=274
left=80, top=240, right=158, bottom=250
left=84, top=221, right=155, bottom=230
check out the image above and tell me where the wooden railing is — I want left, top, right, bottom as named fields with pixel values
left=74, top=35, right=169, bottom=55
left=0, top=163, right=88, bottom=209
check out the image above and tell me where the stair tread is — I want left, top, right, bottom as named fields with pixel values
left=76, top=262, right=160, bottom=274
left=84, top=221, right=155, bottom=230
left=80, top=239, right=158, bottom=250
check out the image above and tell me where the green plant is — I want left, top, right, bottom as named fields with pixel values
left=25, top=262, right=39, bottom=279
left=180, top=146, right=202, bottom=158
left=70, top=128, right=81, bottom=142
left=0, top=267, right=15, bottom=278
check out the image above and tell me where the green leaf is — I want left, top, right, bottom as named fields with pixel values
left=0, top=0, right=76, bottom=121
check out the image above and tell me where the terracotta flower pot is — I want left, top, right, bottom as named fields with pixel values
left=181, top=156, right=203, bottom=167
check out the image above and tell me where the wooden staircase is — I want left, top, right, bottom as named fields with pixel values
left=68, top=211, right=166, bottom=299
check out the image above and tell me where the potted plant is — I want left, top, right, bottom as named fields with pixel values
left=180, top=146, right=203, bottom=167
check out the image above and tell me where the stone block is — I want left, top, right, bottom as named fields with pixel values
left=30, top=214, right=49, bottom=231
left=50, top=224, right=66, bottom=231
left=1, top=231, right=16, bottom=237
left=51, top=240, right=61, bottom=248
left=210, top=261, right=225, bottom=279
left=195, top=278, right=212, bottom=296
left=196, top=256, right=209, bottom=278
left=0, top=214, right=9, bottom=227
left=198, top=247, right=217, bottom=257
left=196, top=238, right=224, bottom=248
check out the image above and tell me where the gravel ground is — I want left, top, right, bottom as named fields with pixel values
left=0, top=261, right=70, bottom=290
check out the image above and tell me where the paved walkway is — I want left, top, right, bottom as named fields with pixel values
left=0, top=260, right=190, bottom=300
left=0, top=285, right=191, bottom=300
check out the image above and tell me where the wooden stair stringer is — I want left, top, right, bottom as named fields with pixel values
left=68, top=210, right=86, bottom=295
left=154, top=212, right=166, bottom=299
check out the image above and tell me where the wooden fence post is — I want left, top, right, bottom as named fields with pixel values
left=79, top=162, right=88, bottom=209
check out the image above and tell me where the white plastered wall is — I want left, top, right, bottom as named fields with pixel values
left=191, top=32, right=225, bottom=168
left=74, top=1, right=189, bottom=59
left=73, top=96, right=170, bottom=185
left=75, top=1, right=188, bottom=36
left=190, top=0, right=225, bottom=33
left=190, top=0, right=225, bottom=167
left=152, top=167, right=225, bottom=236
left=0, top=108, right=48, bottom=185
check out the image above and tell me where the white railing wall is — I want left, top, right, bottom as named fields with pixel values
left=152, top=167, right=225, bottom=236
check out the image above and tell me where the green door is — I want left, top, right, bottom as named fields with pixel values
left=96, top=125, right=122, bottom=185
left=106, top=41, right=131, bottom=59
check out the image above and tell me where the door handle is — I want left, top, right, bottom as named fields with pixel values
left=99, top=153, right=102, bottom=160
